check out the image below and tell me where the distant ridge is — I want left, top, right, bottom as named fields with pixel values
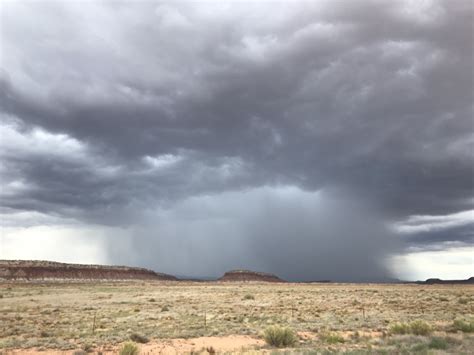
left=218, top=269, right=285, bottom=282
left=414, top=277, right=474, bottom=285
left=0, top=260, right=177, bottom=281
left=1, top=260, right=472, bottom=284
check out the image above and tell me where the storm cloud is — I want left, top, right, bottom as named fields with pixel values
left=1, top=0, right=473, bottom=280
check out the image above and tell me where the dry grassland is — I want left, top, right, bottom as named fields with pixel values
left=0, top=282, right=473, bottom=354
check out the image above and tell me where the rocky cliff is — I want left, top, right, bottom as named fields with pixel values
left=0, top=260, right=177, bottom=281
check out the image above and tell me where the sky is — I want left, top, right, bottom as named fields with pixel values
left=0, top=0, right=473, bottom=281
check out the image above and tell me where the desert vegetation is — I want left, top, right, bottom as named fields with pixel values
left=263, top=325, right=297, bottom=347
left=0, top=281, right=473, bottom=353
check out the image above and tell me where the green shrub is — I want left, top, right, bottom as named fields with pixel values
left=429, top=337, right=448, bottom=350
left=263, top=326, right=297, bottom=347
left=390, top=321, right=431, bottom=335
left=453, top=319, right=474, bottom=333
left=130, top=333, right=149, bottom=344
left=390, top=323, right=411, bottom=335
left=320, top=332, right=345, bottom=344
left=410, top=320, right=431, bottom=335
left=119, top=342, right=139, bottom=355
left=243, top=294, right=255, bottom=300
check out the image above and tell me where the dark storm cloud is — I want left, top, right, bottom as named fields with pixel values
left=1, top=0, right=473, bottom=279
left=405, top=224, right=474, bottom=246
left=106, top=187, right=397, bottom=282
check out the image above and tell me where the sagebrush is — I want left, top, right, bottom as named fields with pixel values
left=263, top=326, right=297, bottom=347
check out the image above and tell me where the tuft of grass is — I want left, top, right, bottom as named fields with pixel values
left=410, top=320, right=432, bottom=335
left=453, top=319, right=474, bottom=333
left=82, top=344, right=94, bottom=352
left=428, top=337, right=448, bottom=350
left=263, top=325, right=297, bottom=347
left=411, top=343, right=428, bottom=352
left=389, top=323, right=411, bottom=335
left=130, top=333, right=149, bottom=343
left=119, top=342, right=139, bottom=355
left=243, top=294, right=255, bottom=300
left=390, top=320, right=431, bottom=335
left=39, top=330, right=50, bottom=338
left=320, top=332, right=345, bottom=344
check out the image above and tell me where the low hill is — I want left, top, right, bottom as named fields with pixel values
left=0, top=260, right=177, bottom=281
left=218, top=269, right=285, bottom=282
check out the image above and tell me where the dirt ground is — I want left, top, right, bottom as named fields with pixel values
left=2, top=335, right=264, bottom=354
left=0, top=281, right=473, bottom=354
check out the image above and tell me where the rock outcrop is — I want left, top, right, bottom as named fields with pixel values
left=218, top=269, right=285, bottom=282
left=0, top=260, right=177, bottom=281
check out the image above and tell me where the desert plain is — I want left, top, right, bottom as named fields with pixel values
left=0, top=281, right=473, bottom=354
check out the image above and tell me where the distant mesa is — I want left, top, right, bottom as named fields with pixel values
left=418, top=277, right=474, bottom=285
left=424, top=278, right=442, bottom=284
left=218, top=269, right=285, bottom=282
left=0, top=260, right=177, bottom=281
left=301, top=279, right=332, bottom=283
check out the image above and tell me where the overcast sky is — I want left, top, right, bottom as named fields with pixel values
left=0, top=0, right=473, bottom=281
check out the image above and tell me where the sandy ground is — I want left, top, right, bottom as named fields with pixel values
left=132, top=335, right=264, bottom=354
left=2, top=335, right=264, bottom=354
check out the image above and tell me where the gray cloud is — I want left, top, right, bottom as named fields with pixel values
left=0, top=0, right=472, bottom=280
